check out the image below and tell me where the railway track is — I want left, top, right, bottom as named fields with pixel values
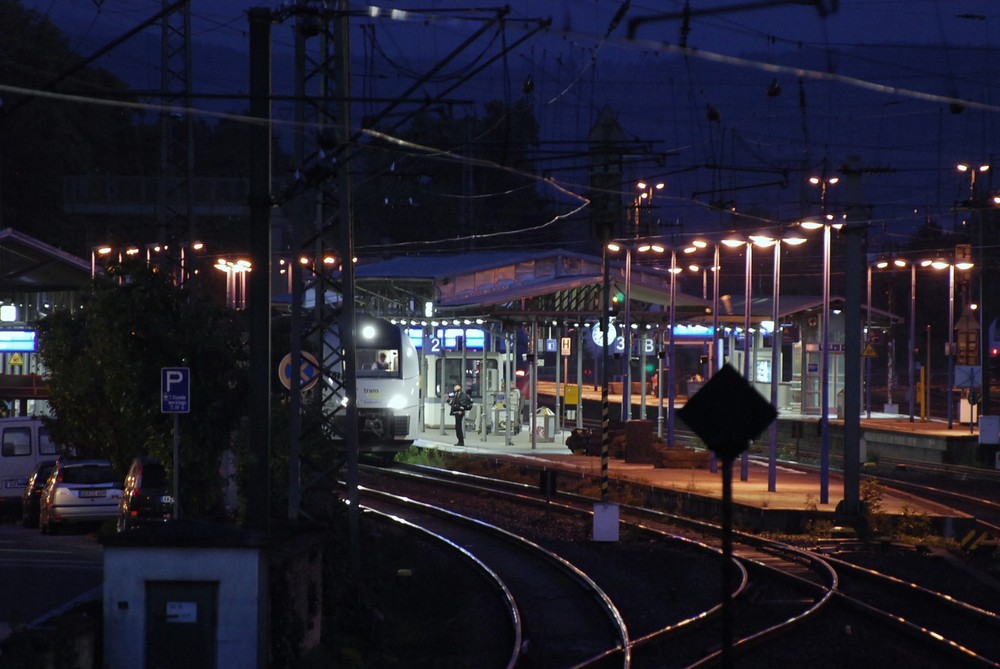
left=357, top=488, right=628, bottom=668
left=348, top=459, right=1000, bottom=667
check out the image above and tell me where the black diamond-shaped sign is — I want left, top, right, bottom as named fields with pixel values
left=676, top=363, right=777, bottom=461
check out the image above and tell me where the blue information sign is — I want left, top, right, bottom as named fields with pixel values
left=161, top=367, right=190, bottom=414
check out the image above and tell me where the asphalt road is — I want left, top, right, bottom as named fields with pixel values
left=0, top=521, right=103, bottom=642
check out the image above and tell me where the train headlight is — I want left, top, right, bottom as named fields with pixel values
left=386, top=394, right=407, bottom=410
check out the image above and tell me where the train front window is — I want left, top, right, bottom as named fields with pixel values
left=358, top=348, right=399, bottom=377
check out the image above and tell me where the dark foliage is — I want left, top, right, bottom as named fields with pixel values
left=36, top=261, right=247, bottom=517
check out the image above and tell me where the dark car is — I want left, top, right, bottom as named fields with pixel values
left=117, top=456, right=173, bottom=532
left=39, top=459, right=122, bottom=534
left=20, top=459, right=56, bottom=528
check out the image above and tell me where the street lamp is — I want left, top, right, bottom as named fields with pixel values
left=765, top=230, right=807, bottom=491
left=634, top=181, right=664, bottom=236
left=957, top=163, right=989, bottom=204
left=214, top=257, right=252, bottom=309
left=91, top=244, right=140, bottom=284
left=687, top=262, right=715, bottom=300
left=90, top=245, right=113, bottom=279
left=146, top=241, right=206, bottom=286
left=800, top=217, right=836, bottom=503
left=870, top=256, right=919, bottom=422
left=607, top=241, right=665, bottom=422
left=666, top=246, right=685, bottom=446
left=922, top=256, right=975, bottom=429
left=957, top=163, right=993, bottom=417
left=803, top=172, right=840, bottom=504
left=686, top=236, right=727, bottom=474
left=720, top=231, right=760, bottom=482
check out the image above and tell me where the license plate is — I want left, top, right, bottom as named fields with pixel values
left=160, top=495, right=174, bottom=504
left=79, top=489, right=106, bottom=498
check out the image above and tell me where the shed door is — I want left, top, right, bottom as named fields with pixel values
left=145, top=581, right=218, bottom=669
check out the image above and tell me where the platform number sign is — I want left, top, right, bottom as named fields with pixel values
left=161, top=367, right=190, bottom=414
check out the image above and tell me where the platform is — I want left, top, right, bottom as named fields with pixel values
left=413, top=417, right=973, bottom=537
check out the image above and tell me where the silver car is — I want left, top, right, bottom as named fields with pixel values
left=39, top=459, right=122, bottom=534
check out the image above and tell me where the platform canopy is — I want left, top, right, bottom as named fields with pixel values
left=0, top=228, right=91, bottom=292
left=353, top=248, right=710, bottom=325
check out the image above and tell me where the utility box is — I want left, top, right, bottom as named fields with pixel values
left=979, top=416, right=1000, bottom=445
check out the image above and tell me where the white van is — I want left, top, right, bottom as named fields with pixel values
left=0, top=418, right=67, bottom=512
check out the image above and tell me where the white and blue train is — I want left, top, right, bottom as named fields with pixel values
left=325, top=314, right=421, bottom=458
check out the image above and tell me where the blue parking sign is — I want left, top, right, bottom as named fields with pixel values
left=161, top=367, right=190, bottom=413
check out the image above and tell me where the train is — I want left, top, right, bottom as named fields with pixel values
left=320, top=319, right=523, bottom=458
left=324, top=314, right=421, bottom=459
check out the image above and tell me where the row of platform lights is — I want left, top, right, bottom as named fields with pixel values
left=91, top=242, right=255, bottom=309
left=606, top=223, right=814, bottom=490
left=615, top=170, right=984, bottom=500
left=617, top=170, right=838, bottom=491
left=870, top=253, right=975, bottom=429
left=90, top=245, right=356, bottom=310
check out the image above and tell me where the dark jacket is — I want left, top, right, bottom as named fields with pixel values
left=450, top=390, right=473, bottom=415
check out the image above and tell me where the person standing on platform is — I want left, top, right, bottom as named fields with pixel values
left=450, top=383, right=473, bottom=446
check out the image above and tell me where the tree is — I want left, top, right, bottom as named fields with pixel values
left=37, top=260, right=247, bottom=517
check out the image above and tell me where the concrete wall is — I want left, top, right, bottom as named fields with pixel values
left=103, top=546, right=265, bottom=669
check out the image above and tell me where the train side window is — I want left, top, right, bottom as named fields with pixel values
left=1, top=427, right=31, bottom=457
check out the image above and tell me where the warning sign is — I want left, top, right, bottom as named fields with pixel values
left=7, top=353, right=23, bottom=366
left=862, top=344, right=877, bottom=359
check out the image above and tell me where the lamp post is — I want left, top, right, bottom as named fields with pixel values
left=635, top=180, right=664, bottom=236
left=214, top=257, right=252, bottom=309
left=720, top=232, right=757, bottom=481
left=923, top=256, right=975, bottom=429
left=667, top=247, right=681, bottom=446
left=903, top=258, right=916, bottom=421
left=91, top=245, right=113, bottom=279
left=608, top=241, right=665, bottom=422
left=873, top=257, right=919, bottom=421
left=765, top=231, right=807, bottom=491
left=806, top=171, right=839, bottom=505
left=866, top=260, right=881, bottom=419
left=957, top=163, right=989, bottom=204
left=686, top=237, right=723, bottom=472
left=622, top=244, right=633, bottom=421
left=871, top=257, right=913, bottom=420
left=91, top=244, right=140, bottom=285
left=958, top=163, right=991, bottom=416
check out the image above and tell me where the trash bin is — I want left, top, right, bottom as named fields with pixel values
left=492, top=401, right=514, bottom=434
left=535, top=407, right=555, bottom=442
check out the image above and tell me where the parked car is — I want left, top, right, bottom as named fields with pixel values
left=117, top=456, right=173, bottom=532
left=0, top=417, right=70, bottom=519
left=20, top=459, right=56, bottom=528
left=38, top=459, right=122, bottom=534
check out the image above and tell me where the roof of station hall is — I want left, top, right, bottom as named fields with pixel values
left=354, top=248, right=710, bottom=313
